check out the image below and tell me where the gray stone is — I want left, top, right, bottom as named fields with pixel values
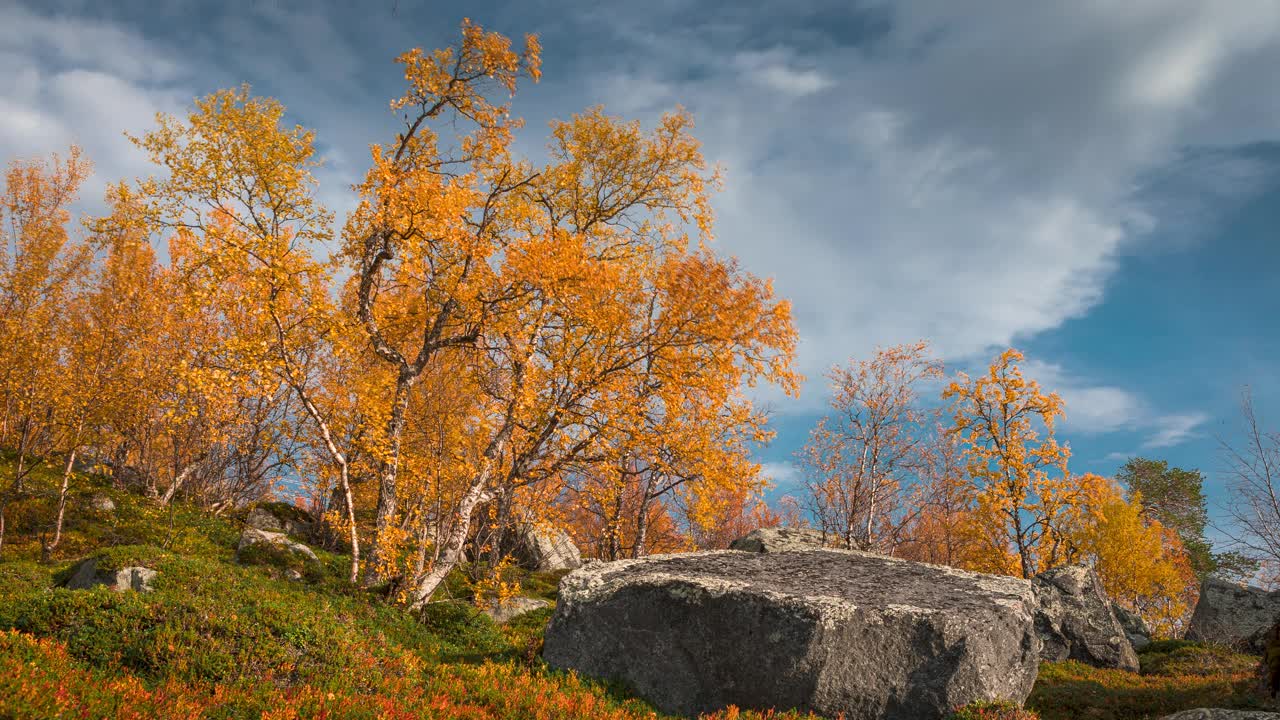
left=246, top=504, right=312, bottom=538
left=1159, top=711, right=1280, bottom=719
left=65, top=557, right=157, bottom=593
left=511, top=524, right=581, bottom=572
left=728, top=526, right=836, bottom=553
left=1112, top=601, right=1152, bottom=652
left=237, top=527, right=319, bottom=563
left=1187, top=577, right=1280, bottom=653
left=543, top=549, right=1041, bottom=720
left=484, top=596, right=551, bottom=623
left=88, top=494, right=116, bottom=513
left=1032, top=564, right=1140, bottom=672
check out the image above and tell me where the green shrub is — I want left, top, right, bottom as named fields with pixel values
left=1140, top=641, right=1259, bottom=678
left=1029, top=652, right=1270, bottom=720
left=418, top=600, right=510, bottom=659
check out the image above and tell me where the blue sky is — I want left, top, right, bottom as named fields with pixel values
left=3, top=0, right=1278, bottom=538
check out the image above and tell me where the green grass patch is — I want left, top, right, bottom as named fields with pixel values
left=1028, top=642, right=1271, bottom=720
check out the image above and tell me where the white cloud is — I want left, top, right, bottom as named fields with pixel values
left=735, top=49, right=834, bottom=97
left=760, top=461, right=803, bottom=491
left=571, top=0, right=1280, bottom=407
left=0, top=5, right=193, bottom=215
left=0, top=4, right=184, bottom=84
left=1021, top=358, right=1208, bottom=449
left=1143, top=412, right=1211, bottom=449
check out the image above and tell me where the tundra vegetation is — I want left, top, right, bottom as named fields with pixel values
left=0, top=20, right=1273, bottom=720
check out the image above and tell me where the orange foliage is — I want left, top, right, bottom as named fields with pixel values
left=943, top=348, right=1075, bottom=578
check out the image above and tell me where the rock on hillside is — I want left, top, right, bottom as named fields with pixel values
left=728, top=526, right=835, bottom=552
left=1112, top=601, right=1152, bottom=652
left=236, top=527, right=320, bottom=579
left=1187, top=577, right=1280, bottom=653
left=510, top=523, right=581, bottom=572
left=65, top=557, right=157, bottom=593
left=1032, top=564, right=1140, bottom=672
left=483, top=596, right=550, bottom=623
left=543, top=550, right=1041, bottom=720
left=246, top=503, right=314, bottom=539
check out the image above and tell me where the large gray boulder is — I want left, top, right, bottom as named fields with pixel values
left=543, top=550, right=1041, bottom=720
left=1112, top=601, right=1152, bottom=652
left=510, top=523, right=581, bottom=572
left=1187, top=577, right=1280, bottom=653
left=1032, top=564, right=1139, bottom=672
left=65, top=557, right=157, bottom=593
left=729, top=526, right=836, bottom=553
left=1159, top=711, right=1280, bottom=719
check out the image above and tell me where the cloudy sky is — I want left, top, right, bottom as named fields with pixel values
left=3, top=0, right=1278, bottom=526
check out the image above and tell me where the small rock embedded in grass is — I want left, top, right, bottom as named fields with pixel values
left=64, top=557, right=157, bottom=592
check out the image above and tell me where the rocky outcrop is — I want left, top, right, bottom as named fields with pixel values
left=728, top=526, right=835, bottom=553
left=237, top=527, right=319, bottom=564
left=65, top=557, right=157, bottom=593
left=1158, top=711, right=1280, bottom=719
left=543, top=549, right=1041, bottom=720
left=484, top=596, right=551, bottom=623
left=510, top=524, right=581, bottom=572
left=1112, top=601, right=1152, bottom=652
left=1256, top=619, right=1280, bottom=700
left=1187, top=578, right=1280, bottom=653
left=246, top=503, right=314, bottom=539
left=1032, top=564, right=1140, bottom=672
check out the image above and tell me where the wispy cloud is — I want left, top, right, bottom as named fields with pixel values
left=1142, top=412, right=1211, bottom=448
left=761, top=461, right=803, bottom=492
left=734, top=49, right=834, bottom=97
left=1021, top=358, right=1208, bottom=449
left=568, top=0, right=1280, bottom=406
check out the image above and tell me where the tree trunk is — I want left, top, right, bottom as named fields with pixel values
left=409, top=467, right=494, bottom=609
left=606, top=487, right=625, bottom=561
left=632, top=494, right=651, bottom=559
left=43, top=446, right=78, bottom=560
left=159, top=460, right=200, bottom=506
left=338, top=462, right=360, bottom=584
left=367, top=375, right=413, bottom=585
left=12, top=419, right=30, bottom=493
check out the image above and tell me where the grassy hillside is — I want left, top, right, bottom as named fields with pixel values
left=0, top=469, right=1271, bottom=719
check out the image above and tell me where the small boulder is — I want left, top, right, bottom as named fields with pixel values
left=88, top=494, right=116, bottom=513
left=728, top=526, right=836, bottom=552
left=237, top=527, right=319, bottom=564
left=246, top=502, right=314, bottom=539
left=544, top=549, right=1042, bottom=720
left=484, top=596, right=551, bottom=623
left=510, top=523, right=581, bottom=572
left=1032, top=564, right=1139, bottom=672
left=1159, top=711, right=1280, bottom=719
left=65, top=557, right=157, bottom=593
left=1187, top=577, right=1280, bottom=653
left=1112, top=601, right=1152, bottom=652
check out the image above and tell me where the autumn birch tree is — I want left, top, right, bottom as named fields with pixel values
left=942, top=348, right=1073, bottom=578
left=0, top=148, right=92, bottom=556
left=129, top=88, right=363, bottom=581
left=800, top=342, right=943, bottom=551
